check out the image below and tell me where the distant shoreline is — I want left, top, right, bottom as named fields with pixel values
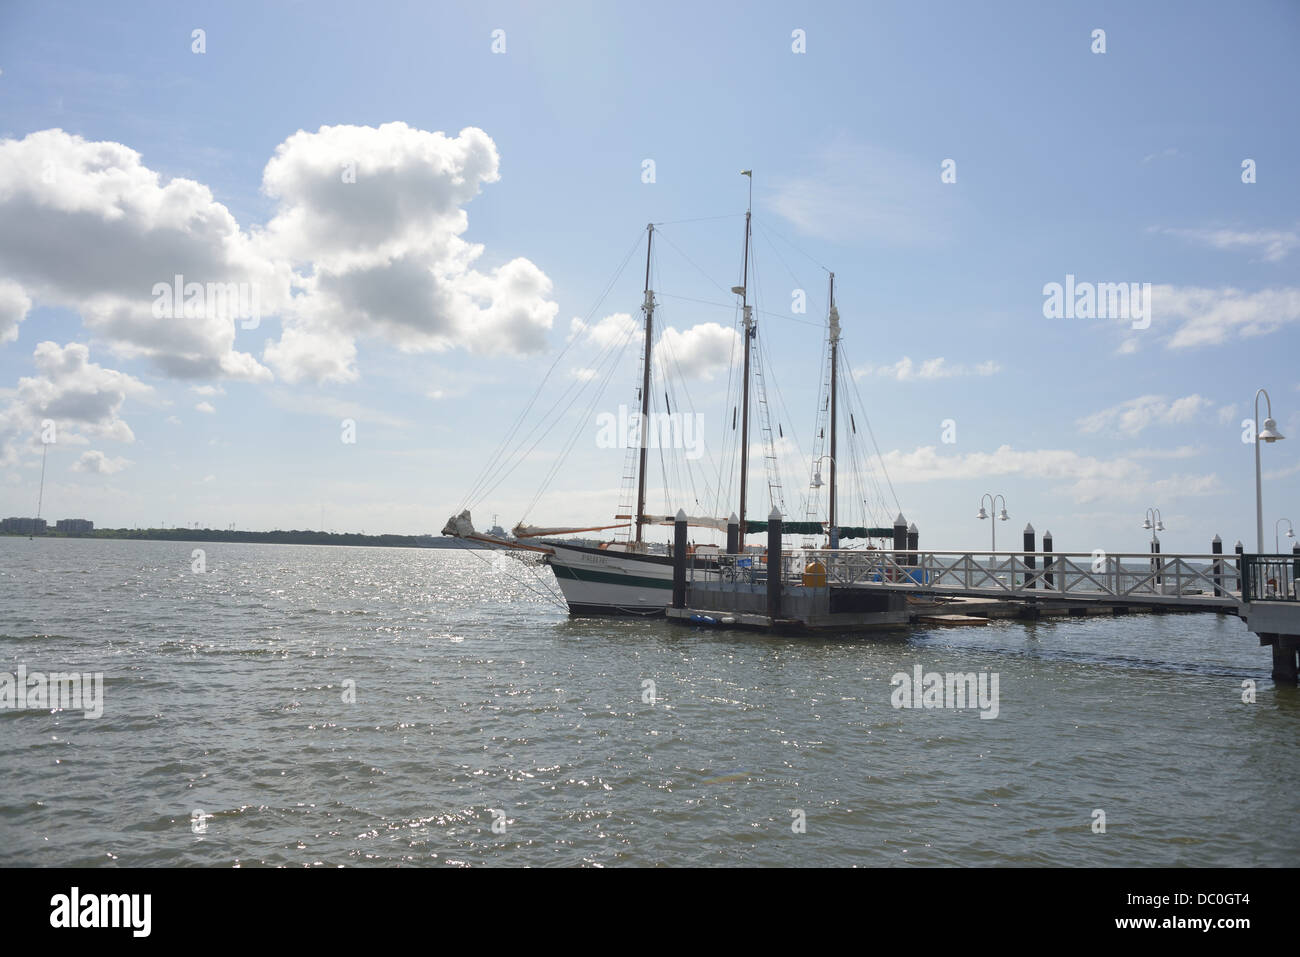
left=0, top=529, right=490, bottom=549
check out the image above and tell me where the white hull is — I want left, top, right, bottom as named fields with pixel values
left=545, top=543, right=717, bottom=616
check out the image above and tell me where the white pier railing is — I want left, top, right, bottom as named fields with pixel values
left=714, top=550, right=1254, bottom=609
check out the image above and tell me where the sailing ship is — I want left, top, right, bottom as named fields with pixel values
left=444, top=173, right=900, bottom=615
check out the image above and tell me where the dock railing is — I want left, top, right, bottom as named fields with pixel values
left=1241, top=554, right=1300, bottom=602
left=700, top=549, right=1248, bottom=607
left=793, top=549, right=1240, bottom=608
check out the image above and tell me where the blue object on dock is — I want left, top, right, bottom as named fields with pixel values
left=689, top=614, right=718, bottom=625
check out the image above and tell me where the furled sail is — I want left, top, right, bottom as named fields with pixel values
left=512, top=522, right=629, bottom=539
left=442, top=509, right=477, bottom=538
left=640, top=514, right=732, bottom=533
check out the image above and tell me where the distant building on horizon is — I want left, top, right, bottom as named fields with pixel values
left=56, top=518, right=94, bottom=535
left=2, top=517, right=48, bottom=535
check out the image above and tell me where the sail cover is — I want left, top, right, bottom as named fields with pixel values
left=512, top=522, right=630, bottom=538
left=642, top=514, right=731, bottom=532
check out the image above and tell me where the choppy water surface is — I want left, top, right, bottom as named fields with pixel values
left=1, top=537, right=1295, bottom=866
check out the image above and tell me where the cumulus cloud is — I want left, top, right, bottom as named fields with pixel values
left=0, top=124, right=558, bottom=386
left=570, top=312, right=636, bottom=344
left=853, top=356, right=1001, bottom=381
left=566, top=314, right=737, bottom=383
left=194, top=401, right=215, bottom=414
left=258, top=122, right=557, bottom=382
left=1077, top=394, right=1215, bottom=436
left=0, top=339, right=149, bottom=450
left=72, top=450, right=130, bottom=474
left=0, top=279, right=31, bottom=343
left=0, top=129, right=280, bottom=380
left=657, top=322, right=739, bottom=381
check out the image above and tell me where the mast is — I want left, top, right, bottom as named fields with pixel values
left=33, top=442, right=46, bottom=540
left=634, top=223, right=655, bottom=545
left=828, top=273, right=839, bottom=549
left=736, top=171, right=754, bottom=539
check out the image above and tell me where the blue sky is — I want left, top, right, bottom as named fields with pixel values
left=0, top=0, right=1297, bottom=554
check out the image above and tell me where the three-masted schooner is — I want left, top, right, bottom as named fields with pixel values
left=443, top=173, right=890, bottom=615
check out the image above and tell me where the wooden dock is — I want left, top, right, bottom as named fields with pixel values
left=664, top=510, right=1300, bottom=681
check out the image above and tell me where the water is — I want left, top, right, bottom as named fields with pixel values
left=1, top=537, right=1296, bottom=866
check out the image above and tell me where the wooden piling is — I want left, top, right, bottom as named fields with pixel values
left=767, top=507, right=783, bottom=619
left=672, top=509, right=687, bottom=609
left=893, top=512, right=907, bottom=566
left=1272, top=637, right=1299, bottom=684
left=1043, top=530, right=1054, bottom=589
left=1024, top=523, right=1036, bottom=590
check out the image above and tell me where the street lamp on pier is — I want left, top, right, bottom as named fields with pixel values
left=1253, top=388, right=1286, bottom=554
left=1143, top=507, right=1166, bottom=588
left=977, top=493, right=1009, bottom=552
left=811, top=455, right=838, bottom=547
left=1141, top=507, right=1165, bottom=544
left=1276, top=518, right=1295, bottom=555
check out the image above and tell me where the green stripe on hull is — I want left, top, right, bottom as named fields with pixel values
left=550, top=563, right=673, bottom=590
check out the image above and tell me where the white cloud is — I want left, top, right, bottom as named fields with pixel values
left=0, top=341, right=149, bottom=466
left=569, top=312, right=637, bottom=348
left=1127, top=444, right=1203, bottom=460
left=1077, top=394, right=1214, bottom=436
left=853, top=356, right=1002, bottom=381
left=0, top=129, right=280, bottom=380
left=657, top=322, right=740, bottom=381
left=72, top=450, right=130, bottom=474
left=0, top=278, right=31, bottom=343
left=259, top=122, right=558, bottom=382
left=262, top=326, right=358, bottom=385
left=0, top=124, right=559, bottom=387
left=1154, top=284, right=1300, bottom=348
left=195, top=401, right=215, bottom=414
left=879, top=443, right=1219, bottom=504
left=1154, top=226, right=1299, bottom=263
left=1263, top=461, right=1300, bottom=480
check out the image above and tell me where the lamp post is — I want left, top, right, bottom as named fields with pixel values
left=1142, top=507, right=1165, bottom=588
left=1276, top=518, right=1295, bottom=555
left=977, top=493, right=1009, bottom=552
left=810, top=454, right=835, bottom=488
left=1141, top=507, right=1165, bottom=544
left=1253, top=388, right=1286, bottom=554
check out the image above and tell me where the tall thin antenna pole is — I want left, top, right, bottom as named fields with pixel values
left=634, top=223, right=655, bottom=545
left=35, top=442, right=47, bottom=518
left=828, top=272, right=839, bottom=549
left=738, top=170, right=754, bottom=539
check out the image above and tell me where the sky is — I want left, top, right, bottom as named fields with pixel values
left=0, top=0, right=1298, bottom=555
